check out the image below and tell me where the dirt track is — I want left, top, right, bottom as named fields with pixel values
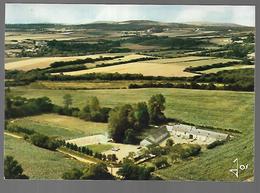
left=4, top=132, right=23, bottom=139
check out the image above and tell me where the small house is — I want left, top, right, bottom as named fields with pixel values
left=140, top=127, right=170, bottom=146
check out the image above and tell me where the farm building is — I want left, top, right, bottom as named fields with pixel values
left=140, top=127, right=170, bottom=146
left=167, top=124, right=229, bottom=143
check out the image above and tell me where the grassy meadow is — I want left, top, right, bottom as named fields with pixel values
left=11, top=114, right=108, bottom=139
left=8, top=87, right=254, bottom=180
left=4, top=135, right=87, bottom=179
left=87, top=144, right=113, bottom=153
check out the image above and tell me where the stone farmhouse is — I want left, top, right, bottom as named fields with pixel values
left=166, top=124, right=230, bottom=143
left=140, top=127, right=170, bottom=146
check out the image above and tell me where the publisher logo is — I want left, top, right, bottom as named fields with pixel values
left=229, top=158, right=249, bottom=178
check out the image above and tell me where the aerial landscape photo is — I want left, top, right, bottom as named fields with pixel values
left=4, top=4, right=255, bottom=181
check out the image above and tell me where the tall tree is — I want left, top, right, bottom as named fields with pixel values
left=148, top=94, right=166, bottom=124
left=108, top=104, right=133, bottom=143
left=80, top=163, right=115, bottom=180
left=4, top=156, right=29, bottom=179
left=123, top=128, right=136, bottom=144
left=62, top=168, right=83, bottom=180
left=132, top=102, right=150, bottom=130
left=63, top=94, right=72, bottom=109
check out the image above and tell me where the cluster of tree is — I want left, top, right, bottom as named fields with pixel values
left=29, top=133, right=60, bottom=151
left=244, top=32, right=255, bottom=43
left=232, top=32, right=254, bottom=43
left=184, top=61, right=240, bottom=73
left=47, top=72, right=187, bottom=82
left=6, top=69, right=188, bottom=86
left=117, top=160, right=155, bottom=180
left=46, top=39, right=128, bottom=55
left=5, top=124, right=36, bottom=136
left=49, top=56, right=123, bottom=68
left=207, top=140, right=226, bottom=149
left=223, top=43, right=254, bottom=59
left=4, top=156, right=29, bottom=179
left=44, top=64, right=87, bottom=73
left=170, top=144, right=201, bottom=160
left=5, top=96, right=54, bottom=119
left=79, top=96, right=111, bottom=123
left=61, top=140, right=118, bottom=163
left=5, top=69, right=46, bottom=83
left=192, top=68, right=254, bottom=91
left=109, top=103, right=149, bottom=143
left=153, top=157, right=169, bottom=169
left=124, top=35, right=206, bottom=49
left=96, top=57, right=157, bottom=68
left=109, top=94, right=166, bottom=144
left=62, top=163, right=115, bottom=180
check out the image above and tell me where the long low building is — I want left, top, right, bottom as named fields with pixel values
left=166, top=124, right=230, bottom=143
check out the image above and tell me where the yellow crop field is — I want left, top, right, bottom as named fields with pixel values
left=5, top=53, right=123, bottom=71
left=64, top=57, right=237, bottom=77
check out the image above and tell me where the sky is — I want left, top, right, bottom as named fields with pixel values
left=5, top=4, right=255, bottom=27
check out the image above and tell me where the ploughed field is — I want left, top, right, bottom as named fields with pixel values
left=9, top=87, right=254, bottom=180
left=4, top=135, right=87, bottom=179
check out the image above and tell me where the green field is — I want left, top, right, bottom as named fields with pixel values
left=199, top=65, right=254, bottom=74
left=87, top=144, right=113, bottom=153
left=8, top=87, right=254, bottom=180
left=4, top=135, right=87, bottom=179
left=11, top=114, right=108, bottom=139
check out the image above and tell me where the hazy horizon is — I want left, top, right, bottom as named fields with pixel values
left=5, top=4, right=255, bottom=27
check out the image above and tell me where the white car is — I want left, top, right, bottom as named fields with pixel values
left=111, top=147, right=120, bottom=151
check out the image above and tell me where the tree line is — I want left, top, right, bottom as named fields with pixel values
left=184, top=61, right=241, bottom=73
left=128, top=82, right=217, bottom=91
left=193, top=68, right=254, bottom=91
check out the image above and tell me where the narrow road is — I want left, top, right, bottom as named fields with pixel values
left=4, top=132, right=23, bottom=139
left=57, top=149, right=96, bottom=164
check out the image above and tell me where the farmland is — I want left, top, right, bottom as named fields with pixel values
left=7, top=87, right=254, bottom=180
left=9, top=87, right=254, bottom=132
left=5, top=53, right=124, bottom=71
left=10, top=114, right=108, bottom=139
left=4, top=135, right=87, bottom=179
left=199, top=64, right=254, bottom=74
left=63, top=57, right=237, bottom=77
left=4, top=17, right=255, bottom=181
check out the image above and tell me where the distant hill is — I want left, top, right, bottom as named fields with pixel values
left=185, top=21, right=245, bottom=27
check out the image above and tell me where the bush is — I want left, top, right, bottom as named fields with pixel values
left=154, top=157, right=169, bottom=169
left=4, top=156, right=29, bottom=179
left=171, top=144, right=201, bottom=160
left=207, top=140, right=226, bottom=149
left=30, top=133, right=60, bottom=151
left=5, top=125, right=35, bottom=136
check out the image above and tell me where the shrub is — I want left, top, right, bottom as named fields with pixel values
left=30, top=133, right=60, bottom=151
left=207, top=140, right=226, bottom=149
